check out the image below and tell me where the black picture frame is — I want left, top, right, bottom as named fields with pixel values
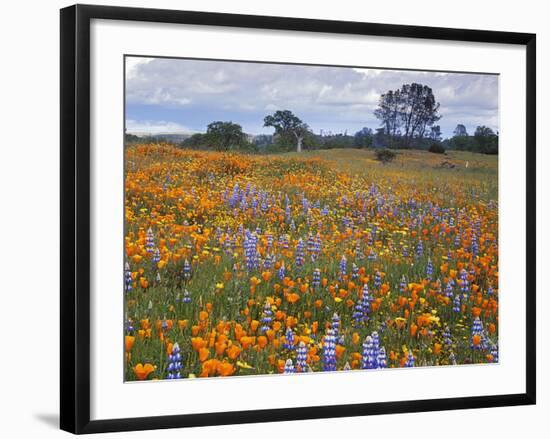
left=60, top=4, right=536, bottom=434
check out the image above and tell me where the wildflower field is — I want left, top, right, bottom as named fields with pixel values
left=124, top=144, right=498, bottom=381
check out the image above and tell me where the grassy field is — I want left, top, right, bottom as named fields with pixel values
left=124, top=145, right=498, bottom=380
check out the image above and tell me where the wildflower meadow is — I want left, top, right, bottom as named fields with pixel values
left=124, top=145, right=498, bottom=381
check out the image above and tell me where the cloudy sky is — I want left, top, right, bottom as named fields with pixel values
left=125, top=56, right=499, bottom=138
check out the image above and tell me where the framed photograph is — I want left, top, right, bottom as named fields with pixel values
left=60, top=4, right=536, bottom=434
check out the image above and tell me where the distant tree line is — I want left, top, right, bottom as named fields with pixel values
left=125, top=81, right=498, bottom=155
left=443, top=124, right=499, bottom=155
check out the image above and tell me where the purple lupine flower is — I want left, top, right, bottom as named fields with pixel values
left=278, top=262, right=286, bottom=280
left=405, top=349, right=415, bottom=367
left=351, top=263, right=359, bottom=280
left=312, top=268, right=321, bottom=289
left=322, top=329, right=337, bottom=371
left=166, top=342, right=182, bottom=379
left=125, top=318, right=134, bottom=334
left=361, top=335, right=377, bottom=369
left=145, top=227, right=155, bottom=254
left=339, top=255, right=347, bottom=278
left=182, top=288, right=191, bottom=304
left=372, top=331, right=380, bottom=353
left=229, top=184, right=240, bottom=208
left=124, top=262, right=132, bottom=293
left=355, top=240, right=364, bottom=260
left=471, top=233, right=479, bottom=255
left=331, top=313, right=341, bottom=338
left=490, top=343, right=499, bottom=362
left=374, top=270, right=382, bottom=289
left=263, top=253, right=273, bottom=269
left=312, top=233, right=322, bottom=261
left=283, top=358, right=295, bottom=374
left=260, top=300, right=273, bottom=333
left=443, top=326, right=452, bottom=346
left=295, top=239, right=305, bottom=268
left=223, top=234, right=231, bottom=254
left=296, top=341, right=308, bottom=372
left=307, top=233, right=315, bottom=253
left=426, top=258, right=433, bottom=280
left=352, top=284, right=371, bottom=326
left=416, top=240, right=423, bottom=257
left=377, top=346, right=387, bottom=368
left=453, top=293, right=461, bottom=313
left=182, top=259, right=191, bottom=281
left=153, top=248, right=161, bottom=265
left=445, top=280, right=454, bottom=298
left=284, top=327, right=295, bottom=350
left=244, top=233, right=258, bottom=271
left=460, top=269, right=469, bottom=294
left=471, top=317, right=484, bottom=350
left=454, top=230, right=461, bottom=247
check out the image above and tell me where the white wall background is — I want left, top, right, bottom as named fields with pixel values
left=0, top=0, right=545, bottom=437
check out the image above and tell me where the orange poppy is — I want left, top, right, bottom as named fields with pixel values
left=133, top=363, right=155, bottom=380
left=125, top=335, right=135, bottom=352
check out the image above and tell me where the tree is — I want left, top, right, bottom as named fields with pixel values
left=354, top=127, right=374, bottom=148
left=263, top=110, right=309, bottom=152
left=474, top=126, right=498, bottom=154
left=398, top=83, right=441, bottom=147
left=374, top=90, right=402, bottom=147
left=182, top=133, right=206, bottom=148
left=374, top=83, right=440, bottom=148
left=453, top=124, right=468, bottom=137
left=448, top=124, right=472, bottom=151
left=429, top=125, right=442, bottom=142
left=205, top=121, right=246, bottom=151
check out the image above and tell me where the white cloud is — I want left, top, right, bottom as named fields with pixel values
left=126, top=119, right=195, bottom=134
left=125, top=57, right=499, bottom=136
left=125, top=57, right=154, bottom=80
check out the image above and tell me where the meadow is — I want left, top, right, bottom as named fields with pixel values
left=124, top=144, right=498, bottom=380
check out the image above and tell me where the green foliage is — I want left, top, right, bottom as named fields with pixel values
left=374, top=82, right=441, bottom=148
left=180, top=122, right=257, bottom=152
left=205, top=121, right=247, bottom=151
left=124, top=132, right=141, bottom=145
left=354, top=127, right=374, bottom=148
left=446, top=125, right=498, bottom=155
left=428, top=143, right=446, bottom=154
left=374, top=148, right=396, bottom=163
left=474, top=126, right=499, bottom=155
left=447, top=134, right=473, bottom=151
left=453, top=124, right=468, bottom=137
left=264, top=110, right=310, bottom=152
left=182, top=133, right=207, bottom=148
